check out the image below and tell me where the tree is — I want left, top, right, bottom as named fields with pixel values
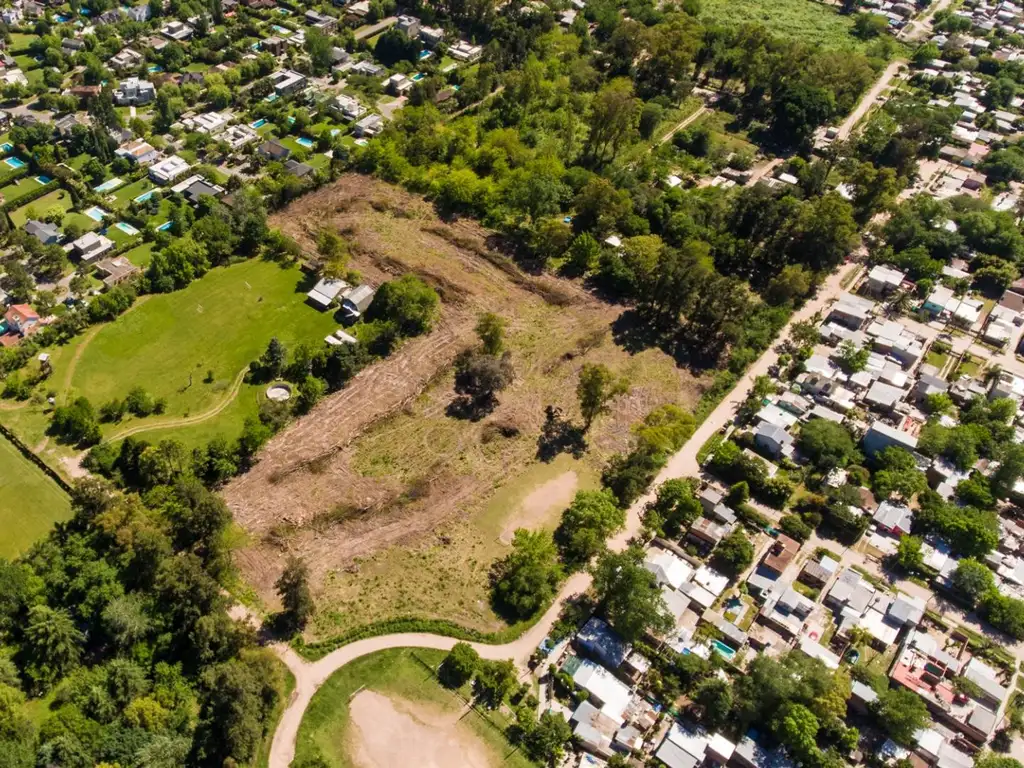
left=554, top=490, right=625, bottom=569
left=50, top=396, right=101, bottom=446
left=259, top=337, right=287, bottom=379
left=642, top=478, right=702, bottom=538
left=275, top=556, right=314, bottom=635
left=453, top=351, right=514, bottom=416
left=522, top=710, right=572, bottom=766
left=491, top=530, right=563, bottom=620
left=772, top=82, right=836, bottom=146
left=872, top=688, right=930, bottom=745
left=591, top=548, right=671, bottom=641
left=837, top=340, right=869, bottom=373
left=475, top=313, right=505, bottom=356
left=951, top=558, right=996, bottom=607
left=441, top=643, right=479, bottom=688
left=24, top=605, right=84, bottom=684
left=694, top=677, right=733, bottom=729
left=577, top=364, right=629, bottom=430
left=585, top=78, right=640, bottom=165
left=365, top=275, right=440, bottom=338
left=474, top=659, right=517, bottom=709
left=714, top=529, right=754, bottom=575
left=798, top=420, right=859, bottom=470
left=993, top=444, right=1024, bottom=499
left=872, top=446, right=928, bottom=501
left=980, top=592, right=1024, bottom=639
left=895, top=535, right=925, bottom=575
left=296, top=374, right=326, bottom=415
left=773, top=702, right=819, bottom=760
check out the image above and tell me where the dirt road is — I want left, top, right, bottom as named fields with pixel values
left=264, top=262, right=859, bottom=768
left=658, top=105, right=709, bottom=145
left=835, top=60, right=904, bottom=141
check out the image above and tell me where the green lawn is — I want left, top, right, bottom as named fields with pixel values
left=295, top=648, right=535, bottom=768
left=8, top=33, right=39, bottom=52
left=0, top=175, right=45, bottom=204
left=112, top=177, right=156, bottom=208
left=9, top=188, right=74, bottom=227
left=69, top=258, right=339, bottom=434
left=700, top=0, right=862, bottom=49
left=0, top=433, right=72, bottom=558
left=123, top=241, right=158, bottom=268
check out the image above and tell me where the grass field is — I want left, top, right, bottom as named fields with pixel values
left=68, top=257, right=339, bottom=437
left=294, top=648, right=533, bottom=768
left=0, top=434, right=71, bottom=558
left=701, top=0, right=861, bottom=48
left=123, top=241, right=158, bottom=268
left=9, top=188, right=73, bottom=227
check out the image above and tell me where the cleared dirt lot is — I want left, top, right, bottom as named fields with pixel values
left=223, top=175, right=706, bottom=636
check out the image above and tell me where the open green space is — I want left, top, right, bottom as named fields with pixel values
left=701, top=0, right=863, bottom=49
left=8, top=33, right=39, bottom=52
left=68, top=257, right=339, bottom=434
left=0, top=433, right=72, bottom=559
left=123, top=241, right=157, bottom=268
left=0, top=175, right=45, bottom=204
left=9, top=188, right=73, bottom=227
left=111, top=177, right=156, bottom=208
left=295, top=648, right=534, bottom=768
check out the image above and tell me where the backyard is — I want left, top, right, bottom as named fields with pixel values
left=294, top=648, right=532, bottom=768
left=0, top=434, right=71, bottom=558
left=222, top=175, right=706, bottom=640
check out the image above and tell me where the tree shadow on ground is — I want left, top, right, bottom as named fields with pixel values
left=445, top=394, right=498, bottom=422
left=536, top=405, right=587, bottom=462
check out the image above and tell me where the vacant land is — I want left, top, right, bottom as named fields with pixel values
left=295, top=648, right=532, bottom=768
left=223, top=175, right=705, bottom=638
left=0, top=434, right=71, bottom=558
left=701, top=0, right=861, bottom=48
left=69, top=258, right=338, bottom=439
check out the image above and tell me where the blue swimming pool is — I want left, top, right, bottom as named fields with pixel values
left=418, top=50, right=432, bottom=60
left=115, top=221, right=140, bottom=236
left=84, top=206, right=108, bottom=222
left=330, top=128, right=340, bottom=137
left=0, top=143, right=12, bottom=154
left=55, top=13, right=70, bottom=22
left=93, top=178, right=123, bottom=193
left=35, top=176, right=51, bottom=185
left=296, top=137, right=314, bottom=148
left=157, top=221, right=173, bottom=231
left=4, top=157, right=26, bottom=169
left=711, top=639, right=736, bottom=661
left=411, top=73, right=425, bottom=81
left=287, top=116, right=296, bottom=125
left=133, top=190, right=155, bottom=203
left=250, top=118, right=267, bottom=129
left=148, top=65, right=163, bottom=73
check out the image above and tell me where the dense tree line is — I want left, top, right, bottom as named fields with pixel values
left=0, top=478, right=285, bottom=766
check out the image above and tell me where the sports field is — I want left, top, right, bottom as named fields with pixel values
left=69, top=258, right=339, bottom=435
left=0, top=434, right=71, bottom=558
left=295, top=648, right=532, bottom=768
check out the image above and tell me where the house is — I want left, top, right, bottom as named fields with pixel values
left=762, top=534, right=799, bottom=577
left=161, top=20, right=194, bottom=40
left=24, top=219, right=60, bottom=245
left=419, top=25, right=445, bottom=48
left=887, top=593, right=925, bottom=627
left=864, top=381, right=905, bottom=412
left=109, top=47, right=145, bottom=72
left=914, top=372, right=949, bottom=402
left=865, top=265, right=906, bottom=297
left=221, top=123, right=258, bottom=150
left=304, top=9, right=337, bottom=31
left=754, top=422, right=794, bottom=459
left=4, top=304, right=39, bottom=335
left=178, top=177, right=225, bottom=205
left=330, top=93, right=366, bottom=121
left=396, top=13, right=421, bottom=38
left=149, top=155, right=191, bottom=185
left=283, top=159, right=314, bottom=178
left=258, top=139, right=291, bottom=161
left=799, top=556, right=837, bottom=587
left=353, top=113, right=384, bottom=138
left=830, top=292, right=875, bottom=329
left=699, top=487, right=723, bottom=515
left=261, top=36, right=287, bottom=56
left=93, top=256, right=140, bottom=287
left=269, top=69, right=307, bottom=96
left=114, top=77, right=155, bottom=105
left=990, top=370, right=1024, bottom=403
left=688, top=517, right=728, bottom=548
left=124, top=3, right=150, bottom=21
left=863, top=420, right=918, bottom=457
left=449, top=39, right=482, bottom=61
left=874, top=501, right=913, bottom=535
left=307, top=278, right=348, bottom=310
left=575, top=617, right=630, bottom=669
left=644, top=548, right=694, bottom=590
left=71, top=231, right=115, bottom=262
left=342, top=285, right=374, bottom=319
left=116, top=138, right=159, bottom=165
left=344, top=0, right=370, bottom=15
left=329, top=46, right=350, bottom=68
left=386, top=73, right=413, bottom=96
left=350, top=59, right=385, bottom=77
left=183, top=111, right=229, bottom=134
left=61, top=38, right=86, bottom=53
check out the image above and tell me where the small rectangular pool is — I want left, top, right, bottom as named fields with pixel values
left=4, top=157, right=26, bottom=169
left=115, top=221, right=139, bottom=236
left=411, top=73, right=425, bottom=81
left=711, top=639, right=736, bottom=661
left=133, top=190, right=155, bottom=203
left=93, top=177, right=123, bottom=193
left=55, top=13, right=70, bottom=21
left=250, top=118, right=267, bottom=129
left=84, top=206, right=108, bottom=222
left=296, top=137, right=314, bottom=148
left=0, top=142, right=12, bottom=154
left=34, top=175, right=51, bottom=185
left=157, top=221, right=173, bottom=231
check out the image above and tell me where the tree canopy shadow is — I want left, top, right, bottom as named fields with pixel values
left=536, top=405, right=587, bottom=462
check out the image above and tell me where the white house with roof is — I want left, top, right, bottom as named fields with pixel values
left=644, top=548, right=694, bottom=590
left=184, top=111, right=230, bottom=134
left=71, top=231, right=115, bottom=262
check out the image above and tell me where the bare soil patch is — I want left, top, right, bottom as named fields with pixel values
left=223, top=175, right=707, bottom=635
left=498, top=470, right=578, bottom=545
left=348, top=691, right=492, bottom=768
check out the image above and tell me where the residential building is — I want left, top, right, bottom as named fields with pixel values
left=762, top=534, right=799, bottom=577
left=269, top=69, right=307, bottom=96
left=183, top=111, right=229, bottom=134
left=386, top=73, right=413, bottom=96
left=396, top=13, right=421, bottom=38
left=644, top=548, right=694, bottom=590
left=108, top=47, right=145, bottom=72
left=161, top=20, right=194, bottom=40
left=342, top=284, right=374, bottom=319
left=306, top=277, right=348, bottom=310
left=258, top=139, right=291, bottom=161
left=283, top=159, right=314, bottom=178
left=93, top=256, right=140, bottom=287
left=350, top=60, right=384, bottom=77
left=304, top=9, right=337, bottom=31
left=575, top=617, right=630, bottom=669
left=990, top=370, right=1024, bottom=403
left=830, top=292, right=875, bottom=329
left=874, top=501, right=913, bottom=536
left=71, top=231, right=115, bottom=262
left=353, top=113, right=383, bottom=137
left=864, top=264, right=906, bottom=297
left=116, top=138, right=159, bottom=165
left=330, top=93, right=366, bottom=121
left=449, top=39, right=482, bottom=61
left=863, top=420, right=918, bottom=457
left=221, top=123, right=258, bottom=150
left=4, top=304, right=39, bottom=335
left=24, top=219, right=60, bottom=245
left=148, top=155, right=191, bottom=185
left=754, top=422, right=794, bottom=459
left=419, top=25, right=445, bottom=48
left=114, top=77, right=155, bottom=105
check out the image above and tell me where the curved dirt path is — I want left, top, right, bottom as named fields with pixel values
left=835, top=59, right=904, bottom=141
left=101, top=366, right=249, bottom=443
left=264, top=264, right=857, bottom=768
